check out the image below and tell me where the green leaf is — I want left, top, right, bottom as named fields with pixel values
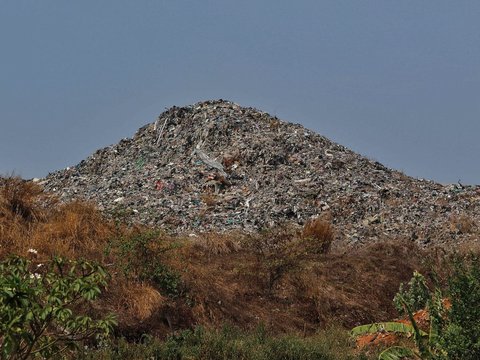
left=0, top=255, right=113, bottom=359
left=2, top=334, right=18, bottom=358
left=351, top=322, right=427, bottom=337
left=379, top=346, right=418, bottom=360
left=25, top=310, right=34, bottom=321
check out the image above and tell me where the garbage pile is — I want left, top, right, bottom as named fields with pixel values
left=42, top=100, right=480, bottom=248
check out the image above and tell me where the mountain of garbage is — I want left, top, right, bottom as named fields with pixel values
left=42, top=100, right=480, bottom=248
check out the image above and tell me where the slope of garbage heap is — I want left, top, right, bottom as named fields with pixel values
left=43, top=100, right=480, bottom=247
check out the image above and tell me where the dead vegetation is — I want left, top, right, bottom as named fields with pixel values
left=0, top=176, right=447, bottom=340
left=450, top=214, right=477, bottom=234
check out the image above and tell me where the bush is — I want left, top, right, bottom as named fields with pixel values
left=353, top=255, right=480, bottom=360
left=393, top=270, right=431, bottom=316
left=108, top=231, right=183, bottom=297
left=0, top=256, right=116, bottom=359
left=0, top=176, right=47, bottom=222
left=439, top=256, right=480, bottom=359
left=301, top=218, right=334, bottom=254
left=248, top=221, right=334, bottom=292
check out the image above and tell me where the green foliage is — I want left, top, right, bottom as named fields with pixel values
left=0, top=256, right=116, bottom=359
left=149, top=264, right=182, bottom=297
left=109, top=231, right=183, bottom=297
left=354, top=256, right=480, bottom=360
left=352, top=294, right=432, bottom=359
left=378, top=346, right=416, bottom=360
left=85, top=325, right=370, bottom=360
left=351, top=322, right=426, bottom=338
left=437, top=256, right=480, bottom=360
left=393, top=271, right=431, bottom=316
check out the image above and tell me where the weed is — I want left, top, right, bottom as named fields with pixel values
left=354, top=255, right=480, bottom=359
left=393, top=271, right=431, bottom=316
left=84, top=325, right=370, bottom=360
left=0, top=176, right=48, bottom=222
left=189, top=232, right=243, bottom=256
left=111, top=230, right=184, bottom=298
left=248, top=226, right=308, bottom=291
left=301, top=217, right=334, bottom=254
left=248, top=220, right=332, bottom=292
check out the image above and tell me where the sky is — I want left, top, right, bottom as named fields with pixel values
left=1, top=1, right=479, bottom=184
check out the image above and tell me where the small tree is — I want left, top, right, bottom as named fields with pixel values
left=0, top=256, right=116, bottom=359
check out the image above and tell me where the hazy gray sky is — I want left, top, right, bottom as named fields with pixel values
left=1, top=1, right=479, bottom=184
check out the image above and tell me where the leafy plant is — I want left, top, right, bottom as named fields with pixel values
left=0, top=256, right=116, bottom=359
left=354, top=257, right=480, bottom=360
left=352, top=293, right=435, bottom=359
left=438, top=256, right=480, bottom=360
left=110, top=231, right=183, bottom=297
left=351, top=322, right=427, bottom=339
left=375, top=346, right=417, bottom=360
left=393, top=271, right=431, bottom=316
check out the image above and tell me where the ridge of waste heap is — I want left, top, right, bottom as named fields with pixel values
left=43, top=100, right=480, bottom=248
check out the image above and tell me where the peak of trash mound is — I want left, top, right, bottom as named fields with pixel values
left=43, top=100, right=480, bottom=248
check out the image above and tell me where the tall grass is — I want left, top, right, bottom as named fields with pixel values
left=83, top=325, right=371, bottom=360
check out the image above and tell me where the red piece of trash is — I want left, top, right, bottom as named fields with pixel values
left=155, top=180, right=164, bottom=191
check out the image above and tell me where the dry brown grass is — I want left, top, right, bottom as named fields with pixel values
left=301, top=217, right=334, bottom=254
left=189, top=231, right=243, bottom=255
left=450, top=214, right=477, bottom=234
left=175, top=230, right=431, bottom=334
left=0, top=176, right=448, bottom=339
left=0, top=177, right=53, bottom=257
left=0, top=177, right=48, bottom=222
left=284, top=241, right=428, bottom=327
left=200, top=193, right=218, bottom=208
left=101, top=280, right=166, bottom=323
left=27, top=201, right=115, bottom=259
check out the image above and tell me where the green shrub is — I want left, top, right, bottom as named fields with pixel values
left=0, top=256, right=116, bottom=359
left=353, top=255, right=480, bottom=360
left=438, top=256, right=480, bottom=360
left=393, top=270, right=431, bottom=316
left=108, top=231, right=183, bottom=297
